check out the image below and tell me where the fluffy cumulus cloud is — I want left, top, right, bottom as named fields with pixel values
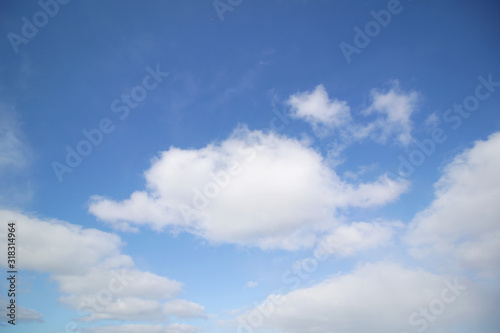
left=287, top=82, right=418, bottom=145
left=362, top=83, right=419, bottom=145
left=0, top=210, right=126, bottom=275
left=0, top=210, right=205, bottom=324
left=236, top=262, right=499, bottom=333
left=88, top=127, right=408, bottom=250
left=58, top=267, right=185, bottom=322
left=287, top=84, right=351, bottom=128
left=406, top=132, right=500, bottom=277
left=56, top=268, right=181, bottom=299
left=228, top=132, right=500, bottom=333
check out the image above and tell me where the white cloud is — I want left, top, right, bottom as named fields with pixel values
left=162, top=299, right=206, bottom=319
left=0, top=106, right=34, bottom=205
left=363, top=83, right=419, bottom=145
left=0, top=298, right=43, bottom=323
left=82, top=323, right=200, bottom=333
left=235, top=132, right=500, bottom=333
left=0, top=210, right=203, bottom=323
left=0, top=210, right=125, bottom=275
left=77, top=297, right=165, bottom=321
left=425, top=112, right=440, bottom=128
left=406, top=132, right=500, bottom=277
left=342, top=163, right=377, bottom=180
left=0, top=106, right=32, bottom=170
left=287, top=84, right=351, bottom=128
left=339, top=174, right=409, bottom=208
left=286, top=82, right=419, bottom=146
left=246, top=281, right=259, bottom=288
left=62, top=295, right=205, bottom=322
left=236, top=262, right=497, bottom=333
left=319, top=220, right=400, bottom=257
left=56, top=267, right=182, bottom=299
left=89, top=127, right=408, bottom=250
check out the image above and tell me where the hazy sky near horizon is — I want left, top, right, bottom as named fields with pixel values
left=1, top=1, right=500, bottom=332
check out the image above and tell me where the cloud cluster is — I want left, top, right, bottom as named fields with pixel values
left=287, top=82, right=418, bottom=145
left=0, top=210, right=204, bottom=328
left=87, top=83, right=418, bottom=252
left=89, top=126, right=408, bottom=250
left=232, top=132, right=500, bottom=333
left=6, top=81, right=497, bottom=333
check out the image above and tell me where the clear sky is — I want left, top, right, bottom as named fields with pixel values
left=1, top=0, right=500, bottom=332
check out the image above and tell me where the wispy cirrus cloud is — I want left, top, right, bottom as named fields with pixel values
left=0, top=104, right=34, bottom=206
left=0, top=111, right=30, bottom=169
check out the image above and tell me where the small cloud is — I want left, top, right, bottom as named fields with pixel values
left=0, top=105, right=32, bottom=170
left=362, top=82, right=419, bottom=146
left=0, top=105, right=34, bottom=206
left=287, top=84, right=351, bottom=130
left=0, top=298, right=43, bottom=323
left=287, top=82, right=419, bottom=146
left=246, top=281, right=259, bottom=288
left=342, top=163, right=378, bottom=180
left=425, top=112, right=440, bottom=128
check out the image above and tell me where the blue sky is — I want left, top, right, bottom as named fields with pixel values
left=1, top=0, right=500, bottom=332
